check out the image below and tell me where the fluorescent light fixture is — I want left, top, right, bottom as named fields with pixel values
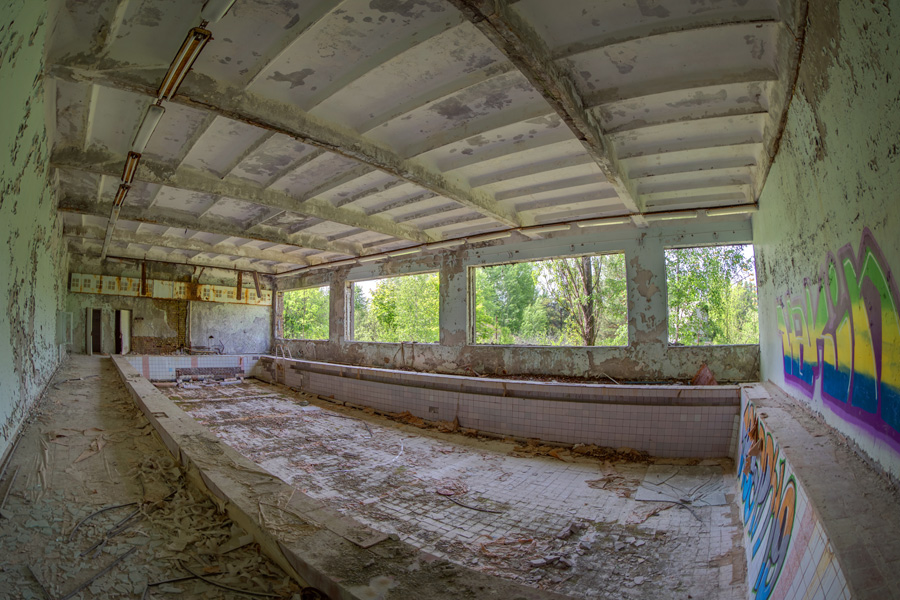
left=358, top=255, right=383, bottom=263
left=324, top=258, right=357, bottom=268
left=201, top=0, right=237, bottom=22
left=121, top=151, right=141, bottom=185
left=113, top=184, right=130, bottom=208
left=469, top=231, right=512, bottom=243
left=706, top=205, right=759, bottom=217
left=389, top=248, right=420, bottom=257
left=644, top=212, right=699, bottom=222
left=528, top=223, right=570, bottom=235
left=577, top=216, right=631, bottom=228
left=157, top=27, right=212, bottom=101
left=427, top=239, right=464, bottom=250
left=131, top=104, right=165, bottom=153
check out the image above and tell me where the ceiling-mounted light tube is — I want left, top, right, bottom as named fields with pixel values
left=577, top=217, right=631, bottom=228
left=427, top=239, right=464, bottom=250
left=121, top=151, right=141, bottom=185
left=528, top=223, right=570, bottom=235
left=706, top=205, right=759, bottom=217
left=157, top=27, right=212, bottom=101
left=201, top=0, right=237, bottom=23
left=322, top=258, right=357, bottom=268
left=358, top=255, right=383, bottom=263
left=645, top=212, right=699, bottom=222
left=389, top=248, right=420, bottom=257
left=469, top=231, right=512, bottom=243
left=132, top=104, right=165, bottom=153
left=113, top=184, right=130, bottom=208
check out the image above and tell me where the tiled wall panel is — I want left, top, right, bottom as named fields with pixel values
left=738, top=396, right=850, bottom=600
left=268, top=358, right=741, bottom=458
left=124, top=355, right=261, bottom=381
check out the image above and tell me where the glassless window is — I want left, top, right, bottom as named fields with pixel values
left=352, top=273, right=439, bottom=343
left=473, top=253, right=627, bottom=346
left=666, top=244, right=759, bottom=346
left=282, top=286, right=330, bottom=340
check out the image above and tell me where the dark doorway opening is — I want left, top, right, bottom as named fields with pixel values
left=115, top=309, right=131, bottom=354
left=91, top=309, right=102, bottom=354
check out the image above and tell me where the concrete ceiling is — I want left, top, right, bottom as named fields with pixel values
left=48, top=0, right=804, bottom=275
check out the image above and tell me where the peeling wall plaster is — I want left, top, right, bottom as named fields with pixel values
left=0, top=1, right=67, bottom=457
left=278, top=221, right=761, bottom=382
left=65, top=256, right=273, bottom=356
left=755, top=0, right=900, bottom=478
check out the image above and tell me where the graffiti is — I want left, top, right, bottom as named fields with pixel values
left=739, top=402, right=797, bottom=600
left=777, top=228, right=900, bottom=452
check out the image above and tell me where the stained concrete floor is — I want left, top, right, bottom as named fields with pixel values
left=169, top=378, right=747, bottom=600
left=0, top=356, right=304, bottom=599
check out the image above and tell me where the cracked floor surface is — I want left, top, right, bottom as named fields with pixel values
left=0, top=356, right=303, bottom=599
left=171, top=377, right=747, bottom=600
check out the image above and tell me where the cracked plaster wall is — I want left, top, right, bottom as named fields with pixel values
left=0, top=0, right=68, bottom=457
left=278, top=221, right=760, bottom=382
left=755, top=0, right=900, bottom=478
left=65, top=256, right=273, bottom=356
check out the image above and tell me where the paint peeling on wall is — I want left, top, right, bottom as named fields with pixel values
left=276, top=226, right=760, bottom=382
left=755, top=0, right=900, bottom=478
left=776, top=228, right=900, bottom=454
left=0, top=1, right=67, bottom=456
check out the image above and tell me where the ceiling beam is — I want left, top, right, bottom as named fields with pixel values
left=57, top=193, right=361, bottom=257
left=585, top=69, right=778, bottom=108
left=219, top=130, right=277, bottom=179
left=239, top=0, right=339, bottom=90
left=400, top=94, right=553, bottom=159
left=355, top=62, right=517, bottom=134
left=304, top=15, right=465, bottom=112
left=50, top=63, right=521, bottom=229
left=551, top=16, right=780, bottom=61
left=65, top=223, right=312, bottom=267
left=446, top=0, right=641, bottom=213
left=51, top=147, right=433, bottom=244
left=66, top=237, right=281, bottom=274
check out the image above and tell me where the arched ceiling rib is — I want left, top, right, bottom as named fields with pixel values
left=49, top=0, right=804, bottom=274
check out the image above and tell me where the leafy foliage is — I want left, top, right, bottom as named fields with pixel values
left=353, top=273, right=439, bottom=343
left=474, top=254, right=627, bottom=346
left=665, top=245, right=758, bottom=345
left=282, top=286, right=329, bottom=340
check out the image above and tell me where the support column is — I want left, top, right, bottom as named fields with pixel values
left=625, top=235, right=668, bottom=352
left=439, top=251, right=467, bottom=347
left=329, top=271, right=348, bottom=345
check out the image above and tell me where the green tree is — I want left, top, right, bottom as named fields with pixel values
left=540, top=253, right=627, bottom=346
left=354, top=273, right=439, bottom=343
left=666, top=245, right=758, bottom=345
left=475, top=262, right=538, bottom=336
left=282, top=286, right=330, bottom=339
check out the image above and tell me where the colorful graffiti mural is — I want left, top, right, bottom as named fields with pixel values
left=776, top=228, right=900, bottom=453
left=739, top=402, right=797, bottom=600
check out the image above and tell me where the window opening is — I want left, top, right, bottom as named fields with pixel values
left=665, top=244, right=759, bottom=346
left=282, top=286, right=330, bottom=340
left=351, top=273, right=439, bottom=343
left=472, top=253, right=627, bottom=346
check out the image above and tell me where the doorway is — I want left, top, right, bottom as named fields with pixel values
left=115, top=309, right=131, bottom=354
left=90, top=309, right=102, bottom=354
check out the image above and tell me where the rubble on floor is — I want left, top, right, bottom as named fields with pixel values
left=0, top=357, right=305, bottom=599
left=169, top=378, right=746, bottom=600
